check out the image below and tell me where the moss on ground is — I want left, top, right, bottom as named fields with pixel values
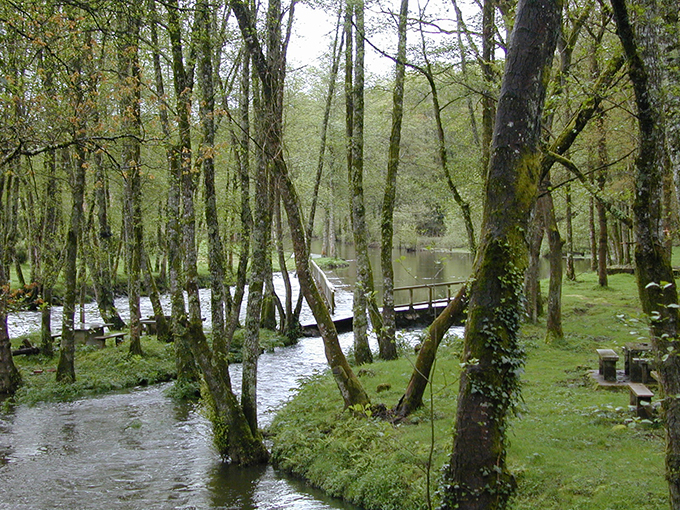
left=269, top=272, right=669, bottom=510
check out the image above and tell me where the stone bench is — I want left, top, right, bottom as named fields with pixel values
left=628, top=382, right=654, bottom=418
left=596, top=348, right=619, bottom=382
left=91, top=332, right=126, bottom=348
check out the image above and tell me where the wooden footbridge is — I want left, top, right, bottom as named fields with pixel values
left=304, top=259, right=465, bottom=334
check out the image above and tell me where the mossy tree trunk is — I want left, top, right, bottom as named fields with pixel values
left=610, top=0, right=680, bottom=506
left=39, top=148, right=62, bottom=357
left=345, top=0, right=372, bottom=365
left=118, top=6, right=144, bottom=357
left=0, top=165, right=22, bottom=394
left=196, top=0, right=230, bottom=387
left=149, top=0, right=192, bottom=375
left=229, top=0, right=371, bottom=409
left=242, top=71, right=273, bottom=435
left=379, top=0, right=408, bottom=362
left=541, top=175, right=564, bottom=344
left=57, top=31, right=89, bottom=383
left=161, top=0, right=198, bottom=384
left=439, top=0, right=562, bottom=507
left=394, top=285, right=467, bottom=418
left=90, top=63, right=125, bottom=331
left=225, top=53, right=252, bottom=342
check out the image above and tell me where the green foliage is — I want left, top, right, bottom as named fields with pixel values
left=270, top=272, right=668, bottom=510
left=10, top=336, right=176, bottom=405
left=227, top=328, right=287, bottom=363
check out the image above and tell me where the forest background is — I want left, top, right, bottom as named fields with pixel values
left=0, top=0, right=679, bottom=508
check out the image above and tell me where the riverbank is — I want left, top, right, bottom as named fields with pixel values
left=268, top=272, right=668, bottom=510
left=7, top=328, right=286, bottom=406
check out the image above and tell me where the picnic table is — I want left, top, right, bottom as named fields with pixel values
left=623, top=341, right=653, bottom=381
left=74, top=323, right=113, bottom=345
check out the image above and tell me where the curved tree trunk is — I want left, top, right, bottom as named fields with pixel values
left=229, top=0, right=370, bottom=409
left=394, top=285, right=467, bottom=418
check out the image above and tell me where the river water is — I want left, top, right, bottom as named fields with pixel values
left=0, top=248, right=582, bottom=509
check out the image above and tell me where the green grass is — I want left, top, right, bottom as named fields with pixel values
left=269, top=272, right=668, bottom=510
left=9, top=335, right=177, bottom=405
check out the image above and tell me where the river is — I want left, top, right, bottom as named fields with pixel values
left=0, top=247, right=583, bottom=509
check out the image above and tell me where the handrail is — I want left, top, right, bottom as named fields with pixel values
left=310, top=259, right=335, bottom=314
left=393, top=280, right=465, bottom=310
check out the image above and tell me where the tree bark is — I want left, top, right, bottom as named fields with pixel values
left=57, top=36, right=89, bottom=383
left=346, top=0, right=373, bottom=365
left=610, top=0, right=680, bottom=506
left=118, top=6, right=144, bottom=356
left=379, top=0, right=408, bottom=362
left=229, top=0, right=371, bottom=408
left=440, top=0, right=562, bottom=506
left=541, top=176, right=565, bottom=344
left=0, top=167, right=22, bottom=394
left=163, top=0, right=198, bottom=384
left=394, top=285, right=467, bottom=418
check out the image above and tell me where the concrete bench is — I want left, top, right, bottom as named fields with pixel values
left=596, top=348, right=619, bottom=382
left=91, top=332, right=126, bottom=348
left=629, top=382, right=654, bottom=418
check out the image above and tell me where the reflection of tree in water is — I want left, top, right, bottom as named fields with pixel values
left=207, top=464, right=361, bottom=510
left=207, top=463, right=266, bottom=510
left=59, top=409, right=79, bottom=455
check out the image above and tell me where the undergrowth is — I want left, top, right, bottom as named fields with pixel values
left=269, top=273, right=668, bottom=510
left=9, top=337, right=176, bottom=405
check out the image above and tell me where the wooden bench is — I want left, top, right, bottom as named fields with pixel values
left=596, top=348, right=619, bottom=382
left=91, top=332, right=126, bottom=348
left=629, top=382, right=654, bottom=418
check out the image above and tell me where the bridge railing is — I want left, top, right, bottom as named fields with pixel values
left=310, top=259, right=335, bottom=314
left=393, top=280, right=466, bottom=310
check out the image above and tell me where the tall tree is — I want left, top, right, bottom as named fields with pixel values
left=229, top=0, right=371, bottom=409
left=439, top=0, right=562, bottom=507
left=56, top=15, right=90, bottom=383
left=379, top=0, right=409, bottom=361
left=345, top=0, right=373, bottom=365
left=118, top=4, right=144, bottom=356
left=0, top=163, right=22, bottom=394
left=160, top=0, right=199, bottom=384
left=610, top=0, right=680, bottom=505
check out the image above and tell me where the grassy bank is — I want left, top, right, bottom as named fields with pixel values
left=7, top=326, right=287, bottom=406
left=8, top=336, right=177, bottom=406
left=269, top=272, right=668, bottom=510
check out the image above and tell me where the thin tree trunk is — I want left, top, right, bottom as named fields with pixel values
left=57, top=34, right=89, bottom=383
left=541, top=176, right=564, bottom=344
left=152, top=0, right=197, bottom=383
left=524, top=204, right=544, bottom=322
left=565, top=184, right=576, bottom=280
left=229, top=0, right=371, bottom=408
left=119, top=7, right=144, bottom=356
left=379, top=0, right=408, bottom=361
left=0, top=169, right=22, bottom=394
left=347, top=0, right=373, bottom=365
left=242, top=74, right=272, bottom=434
left=394, top=285, right=467, bottom=417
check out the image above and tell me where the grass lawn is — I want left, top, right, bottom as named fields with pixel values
left=269, top=272, right=669, bottom=510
